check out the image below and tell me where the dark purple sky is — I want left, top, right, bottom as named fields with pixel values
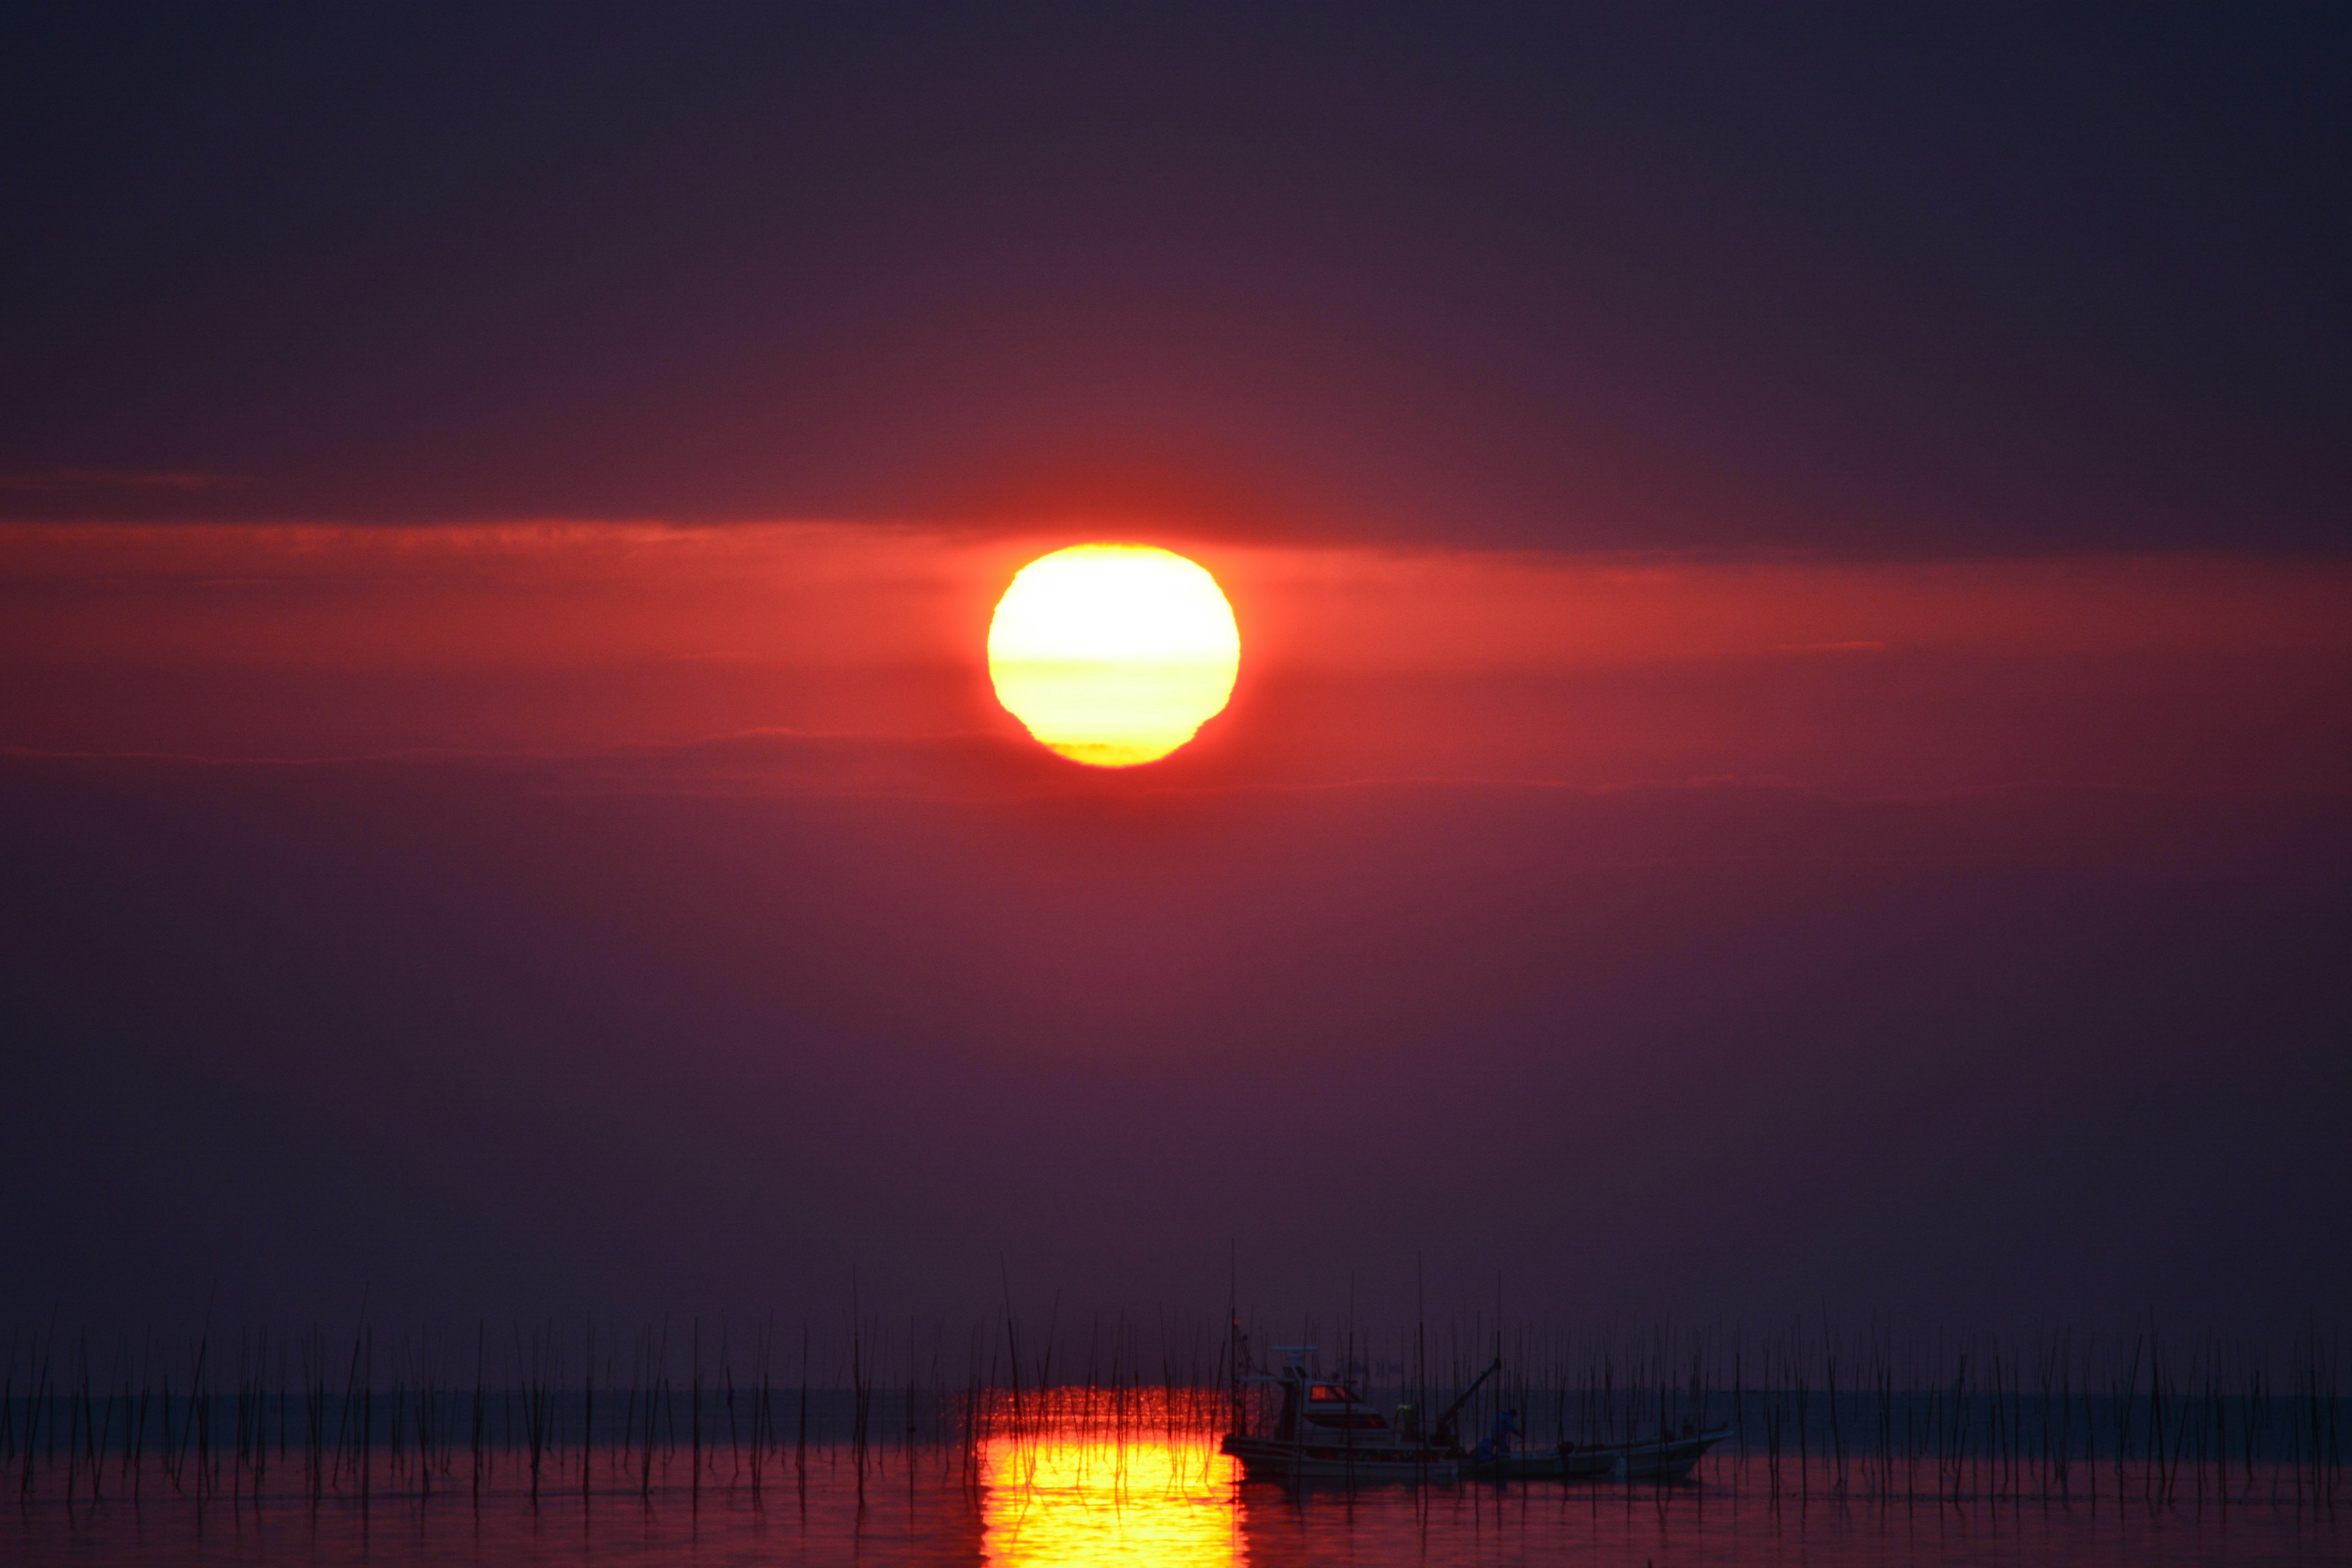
left=2, top=7, right=2348, bottom=1342
left=5, top=6, right=2348, bottom=550
left=6, top=744, right=2345, bottom=1334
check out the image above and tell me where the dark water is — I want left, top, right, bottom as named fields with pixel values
left=13, top=1392, right=2343, bottom=1566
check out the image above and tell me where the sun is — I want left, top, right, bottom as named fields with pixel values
left=987, top=545, right=1240, bottom=767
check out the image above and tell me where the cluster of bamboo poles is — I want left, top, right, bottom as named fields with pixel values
left=1319, top=1313, right=2343, bottom=1512
left=4, top=1314, right=2340, bottom=1516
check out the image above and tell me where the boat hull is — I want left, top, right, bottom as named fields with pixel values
left=1466, top=1450, right=1607, bottom=1480
left=1556, top=1446, right=1621, bottom=1480
left=1469, top=1447, right=1619, bottom=1481
left=1219, top=1433, right=1460, bottom=1484
left=1567, top=1428, right=1730, bottom=1482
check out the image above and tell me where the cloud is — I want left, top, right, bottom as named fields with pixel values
left=2, top=523, right=2346, bottom=798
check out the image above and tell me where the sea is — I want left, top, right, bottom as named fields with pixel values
left=10, top=1387, right=2342, bottom=1566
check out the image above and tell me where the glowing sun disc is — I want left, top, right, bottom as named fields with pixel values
left=987, top=545, right=1240, bottom=767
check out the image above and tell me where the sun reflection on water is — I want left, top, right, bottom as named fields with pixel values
left=981, top=1407, right=1242, bottom=1566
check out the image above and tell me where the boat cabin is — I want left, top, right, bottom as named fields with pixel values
left=1272, top=1370, right=1392, bottom=1441
left=1220, top=1336, right=1461, bottom=1481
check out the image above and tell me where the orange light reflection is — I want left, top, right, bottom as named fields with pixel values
left=981, top=1420, right=1241, bottom=1567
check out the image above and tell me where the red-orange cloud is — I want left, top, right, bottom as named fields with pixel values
left=2, top=523, right=2345, bottom=796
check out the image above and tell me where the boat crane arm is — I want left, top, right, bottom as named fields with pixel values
left=1430, top=1355, right=1502, bottom=1440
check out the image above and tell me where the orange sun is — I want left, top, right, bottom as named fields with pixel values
left=987, top=545, right=1240, bottom=766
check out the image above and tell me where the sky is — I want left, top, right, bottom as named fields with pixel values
left=2, top=7, right=2348, bottom=1344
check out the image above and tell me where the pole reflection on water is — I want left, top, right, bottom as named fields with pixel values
left=10, top=1384, right=2345, bottom=1566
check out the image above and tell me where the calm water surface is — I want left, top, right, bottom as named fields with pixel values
left=16, top=1396, right=2341, bottom=1566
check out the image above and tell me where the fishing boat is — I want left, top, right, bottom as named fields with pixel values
left=1218, top=1338, right=1460, bottom=1483
left=1562, top=1424, right=1732, bottom=1482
